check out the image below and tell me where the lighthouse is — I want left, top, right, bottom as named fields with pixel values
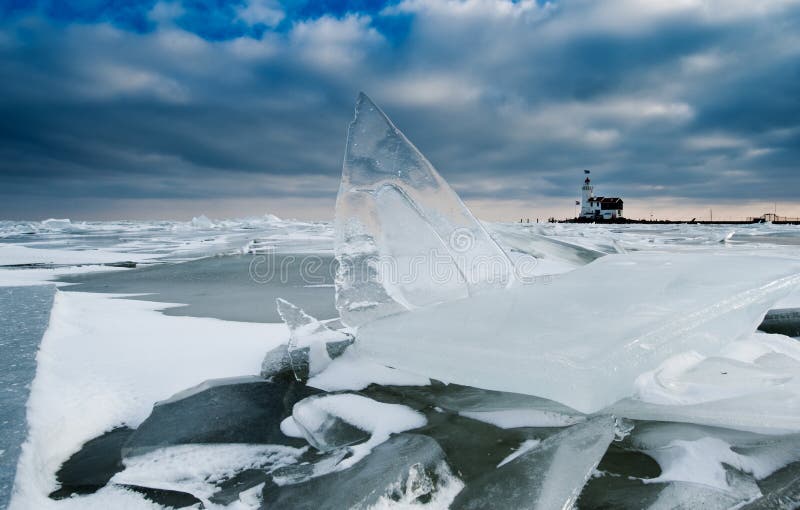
left=580, top=174, right=594, bottom=217
left=579, top=171, right=624, bottom=220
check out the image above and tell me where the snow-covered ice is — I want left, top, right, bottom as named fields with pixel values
left=291, top=393, right=427, bottom=469
left=9, top=291, right=288, bottom=509
left=5, top=94, right=800, bottom=509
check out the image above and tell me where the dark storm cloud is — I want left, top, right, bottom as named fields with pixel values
left=0, top=0, right=799, bottom=220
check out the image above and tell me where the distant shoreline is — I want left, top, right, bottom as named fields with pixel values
left=557, top=218, right=800, bottom=225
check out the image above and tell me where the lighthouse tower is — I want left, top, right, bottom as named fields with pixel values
left=580, top=174, right=594, bottom=217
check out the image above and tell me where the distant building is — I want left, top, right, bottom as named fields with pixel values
left=580, top=172, right=623, bottom=219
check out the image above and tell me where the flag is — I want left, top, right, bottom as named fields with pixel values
left=584, top=169, right=590, bottom=174
left=575, top=200, right=580, bottom=205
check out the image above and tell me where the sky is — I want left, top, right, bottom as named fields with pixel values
left=0, top=0, right=799, bottom=222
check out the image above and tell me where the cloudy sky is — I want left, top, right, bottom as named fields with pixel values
left=1, top=0, right=798, bottom=221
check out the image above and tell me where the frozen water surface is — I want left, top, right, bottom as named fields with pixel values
left=4, top=98, right=800, bottom=509
left=58, top=254, right=337, bottom=323
left=0, top=285, right=55, bottom=508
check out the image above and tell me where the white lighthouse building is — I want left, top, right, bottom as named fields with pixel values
left=579, top=171, right=623, bottom=220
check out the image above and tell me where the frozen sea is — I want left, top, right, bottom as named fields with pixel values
left=0, top=285, right=55, bottom=509
left=2, top=217, right=800, bottom=509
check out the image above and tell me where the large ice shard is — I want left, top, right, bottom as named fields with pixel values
left=450, top=415, right=615, bottom=509
left=355, top=252, right=800, bottom=413
left=334, top=92, right=516, bottom=326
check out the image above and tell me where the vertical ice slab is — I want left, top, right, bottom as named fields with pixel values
left=334, top=93, right=515, bottom=327
left=356, top=252, right=800, bottom=413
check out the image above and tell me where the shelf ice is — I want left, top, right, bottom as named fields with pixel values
left=335, top=93, right=800, bottom=414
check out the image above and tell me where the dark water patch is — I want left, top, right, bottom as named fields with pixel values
left=123, top=375, right=316, bottom=457
left=50, top=427, right=134, bottom=499
left=58, top=254, right=338, bottom=323
left=120, top=485, right=203, bottom=508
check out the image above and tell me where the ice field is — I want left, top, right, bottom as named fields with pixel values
left=2, top=217, right=800, bottom=509
left=2, top=95, right=800, bottom=509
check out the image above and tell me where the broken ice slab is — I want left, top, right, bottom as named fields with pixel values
left=334, top=93, right=515, bottom=327
left=608, top=333, right=800, bottom=433
left=111, top=443, right=305, bottom=506
left=450, top=415, right=615, bottom=510
left=276, top=298, right=353, bottom=380
left=759, top=308, right=800, bottom=337
left=290, top=393, right=426, bottom=459
left=261, top=343, right=292, bottom=378
left=270, top=448, right=351, bottom=486
left=262, top=434, right=462, bottom=509
left=123, top=376, right=317, bottom=456
left=647, top=478, right=761, bottom=510
left=415, top=410, right=547, bottom=482
left=360, top=381, right=585, bottom=429
left=622, top=421, right=800, bottom=508
left=608, top=391, right=800, bottom=434
left=577, top=442, right=665, bottom=509
left=291, top=395, right=370, bottom=452
left=742, top=461, right=800, bottom=509
left=356, top=252, right=800, bottom=413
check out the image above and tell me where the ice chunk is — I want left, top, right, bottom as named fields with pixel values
left=306, top=348, right=431, bottom=392
left=261, top=343, right=292, bottom=378
left=190, top=215, right=214, bottom=228
left=276, top=298, right=353, bottom=380
left=459, top=409, right=584, bottom=428
left=111, top=443, right=304, bottom=505
left=334, top=93, right=515, bottom=326
left=356, top=252, right=800, bottom=413
left=609, top=333, right=800, bottom=433
left=263, top=434, right=462, bottom=509
left=290, top=393, right=426, bottom=466
left=629, top=422, right=800, bottom=491
left=450, top=415, right=615, bottom=509
left=291, top=396, right=370, bottom=452
left=742, top=461, right=800, bottom=509
left=647, top=478, right=761, bottom=510
left=123, top=376, right=316, bottom=456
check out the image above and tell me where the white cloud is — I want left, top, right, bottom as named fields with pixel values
left=390, top=0, right=553, bottom=22
left=380, top=74, right=482, bottom=108
left=86, top=62, right=189, bottom=103
left=685, top=134, right=748, bottom=150
left=148, top=1, right=185, bottom=25
left=236, top=0, right=285, bottom=27
left=290, top=15, right=384, bottom=70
